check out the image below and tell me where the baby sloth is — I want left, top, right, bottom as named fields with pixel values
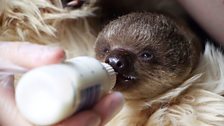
left=95, top=13, right=224, bottom=126
left=95, top=12, right=201, bottom=100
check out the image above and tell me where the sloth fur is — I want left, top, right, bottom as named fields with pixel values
left=95, top=12, right=224, bottom=126
left=106, top=43, right=224, bottom=126
left=0, top=0, right=97, bottom=57
left=1, top=0, right=224, bottom=126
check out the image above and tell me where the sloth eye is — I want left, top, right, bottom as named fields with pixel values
left=102, top=47, right=110, bottom=53
left=97, top=47, right=110, bottom=58
left=140, top=51, right=154, bottom=61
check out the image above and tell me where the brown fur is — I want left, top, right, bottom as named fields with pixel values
left=94, top=12, right=204, bottom=126
left=95, top=12, right=201, bottom=100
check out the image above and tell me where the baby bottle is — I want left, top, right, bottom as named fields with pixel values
left=15, top=56, right=116, bottom=125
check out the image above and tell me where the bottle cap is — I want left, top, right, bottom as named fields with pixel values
left=101, top=63, right=116, bottom=89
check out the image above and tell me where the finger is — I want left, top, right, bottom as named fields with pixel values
left=0, top=58, right=27, bottom=74
left=93, top=92, right=124, bottom=125
left=0, top=42, right=65, bottom=69
left=56, top=92, right=124, bottom=126
left=55, top=111, right=101, bottom=126
left=0, top=76, right=30, bottom=126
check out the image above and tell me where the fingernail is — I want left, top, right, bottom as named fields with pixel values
left=25, top=45, right=65, bottom=67
left=44, top=47, right=66, bottom=62
left=67, top=0, right=78, bottom=6
left=87, top=114, right=101, bottom=126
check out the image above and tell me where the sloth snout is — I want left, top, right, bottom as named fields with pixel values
left=105, top=49, right=135, bottom=75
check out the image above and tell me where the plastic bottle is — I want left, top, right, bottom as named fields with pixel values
left=15, top=56, right=116, bottom=126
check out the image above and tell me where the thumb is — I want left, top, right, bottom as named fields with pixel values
left=0, top=42, right=65, bottom=69
left=0, top=75, right=31, bottom=126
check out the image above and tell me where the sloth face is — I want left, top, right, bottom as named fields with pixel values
left=95, top=13, right=201, bottom=100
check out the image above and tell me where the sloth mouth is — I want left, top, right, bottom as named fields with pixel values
left=120, top=74, right=136, bottom=81
left=114, top=73, right=137, bottom=90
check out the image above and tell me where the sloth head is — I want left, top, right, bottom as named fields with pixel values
left=95, top=12, right=201, bottom=100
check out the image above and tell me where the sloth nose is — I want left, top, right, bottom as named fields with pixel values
left=105, top=49, right=135, bottom=74
left=105, top=57, right=126, bottom=72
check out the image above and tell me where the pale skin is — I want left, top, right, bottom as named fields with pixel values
left=177, top=0, right=224, bottom=45
left=0, top=42, right=124, bottom=126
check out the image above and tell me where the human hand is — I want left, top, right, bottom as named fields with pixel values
left=177, top=0, right=224, bottom=45
left=0, top=42, right=124, bottom=126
